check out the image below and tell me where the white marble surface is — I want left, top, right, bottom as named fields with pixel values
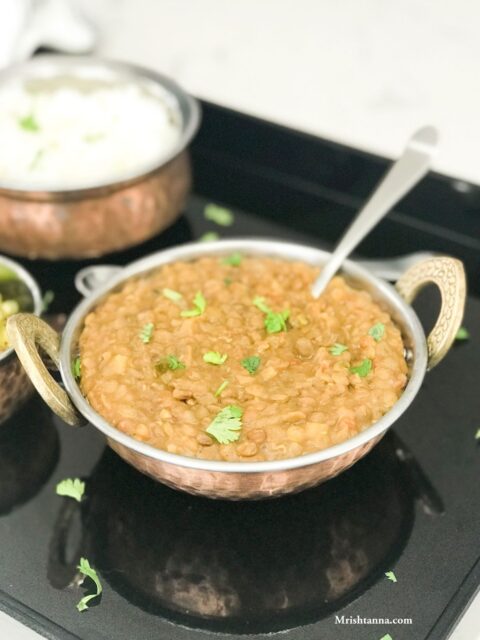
left=78, top=0, right=480, bottom=184
left=2, top=1, right=479, bottom=638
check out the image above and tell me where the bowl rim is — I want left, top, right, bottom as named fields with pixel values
left=0, top=254, right=43, bottom=364
left=60, top=238, right=428, bottom=473
left=0, top=55, right=201, bottom=195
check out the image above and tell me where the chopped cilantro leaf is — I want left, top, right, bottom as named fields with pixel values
left=385, top=571, right=397, bottom=583
left=241, top=355, right=261, bottom=374
left=329, top=343, right=348, bottom=356
left=199, top=231, right=220, bottom=242
left=162, top=288, right=182, bottom=302
left=214, top=380, right=229, bottom=397
left=76, top=558, right=102, bottom=612
left=369, top=322, right=385, bottom=342
left=19, top=114, right=40, bottom=132
left=350, top=358, right=373, bottom=377
left=155, top=355, right=185, bottom=372
left=181, top=291, right=206, bottom=317
left=72, top=356, right=81, bottom=380
left=139, top=322, right=154, bottom=343
left=204, top=203, right=234, bottom=226
left=167, top=355, right=185, bottom=370
left=206, top=405, right=243, bottom=444
left=456, top=326, right=470, bottom=341
left=224, top=277, right=233, bottom=286
left=253, top=296, right=289, bottom=333
left=203, top=351, right=228, bottom=365
left=42, top=289, right=55, bottom=312
left=253, top=296, right=271, bottom=314
left=265, top=310, right=289, bottom=334
left=222, top=252, right=242, bottom=266
left=56, top=478, right=85, bottom=502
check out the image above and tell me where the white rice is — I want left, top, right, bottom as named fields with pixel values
left=0, top=74, right=182, bottom=190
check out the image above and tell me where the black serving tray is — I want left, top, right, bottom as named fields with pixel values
left=0, top=101, right=479, bottom=640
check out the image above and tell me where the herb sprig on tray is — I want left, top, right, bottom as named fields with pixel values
left=76, top=558, right=102, bottom=612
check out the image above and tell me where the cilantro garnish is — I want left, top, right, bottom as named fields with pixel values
left=241, top=355, right=261, bottom=374
left=203, top=351, right=228, bottom=365
left=253, top=296, right=270, bottom=313
left=204, top=203, right=234, bottom=226
left=265, top=310, right=289, bottom=334
left=215, top=380, right=229, bottom=397
left=224, top=277, right=233, bottom=286
left=329, top=343, right=348, bottom=356
left=369, top=322, right=385, bottom=342
left=456, top=326, right=470, bottom=341
left=155, top=355, right=185, bottom=373
left=42, top=289, right=55, bottom=312
left=139, top=322, right=154, bottom=343
left=222, top=252, right=242, bottom=267
left=76, top=558, right=102, bottom=612
left=56, top=478, right=85, bottom=502
left=253, top=296, right=289, bottom=334
left=199, top=231, right=220, bottom=242
left=162, top=288, right=182, bottom=302
left=168, top=355, right=185, bottom=370
left=19, top=114, right=40, bottom=132
left=206, top=405, right=243, bottom=444
left=72, top=356, right=81, bottom=380
left=385, top=571, right=397, bottom=583
left=181, top=291, right=206, bottom=317
left=350, top=358, right=373, bottom=377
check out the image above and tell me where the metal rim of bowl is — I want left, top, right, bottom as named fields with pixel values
left=59, top=238, right=428, bottom=474
left=0, top=254, right=43, bottom=364
left=0, top=55, right=201, bottom=195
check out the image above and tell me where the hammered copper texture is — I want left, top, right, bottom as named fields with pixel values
left=107, top=435, right=383, bottom=500
left=0, top=152, right=191, bottom=260
left=0, top=354, right=33, bottom=426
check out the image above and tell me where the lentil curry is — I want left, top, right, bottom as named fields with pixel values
left=79, top=256, right=408, bottom=462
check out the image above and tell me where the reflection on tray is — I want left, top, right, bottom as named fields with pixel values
left=0, top=397, right=59, bottom=514
left=46, top=431, right=443, bottom=633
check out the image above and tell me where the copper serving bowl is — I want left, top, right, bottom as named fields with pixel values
left=0, top=56, right=200, bottom=260
left=0, top=254, right=42, bottom=424
left=6, top=240, right=466, bottom=499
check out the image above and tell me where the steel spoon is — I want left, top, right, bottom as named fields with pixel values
left=311, top=126, right=438, bottom=298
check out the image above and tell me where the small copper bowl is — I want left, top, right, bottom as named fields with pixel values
left=0, top=255, right=42, bottom=425
left=0, top=56, right=200, bottom=260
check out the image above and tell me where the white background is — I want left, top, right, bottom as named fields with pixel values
left=79, top=0, right=480, bottom=185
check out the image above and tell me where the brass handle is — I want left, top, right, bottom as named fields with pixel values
left=6, top=314, right=85, bottom=426
left=395, top=256, right=466, bottom=369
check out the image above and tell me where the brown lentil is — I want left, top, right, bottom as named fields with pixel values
left=79, top=257, right=408, bottom=462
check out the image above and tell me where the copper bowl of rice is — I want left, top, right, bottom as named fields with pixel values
left=7, top=240, right=466, bottom=499
left=0, top=56, right=200, bottom=260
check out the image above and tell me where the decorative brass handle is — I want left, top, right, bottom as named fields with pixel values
left=6, top=314, right=85, bottom=426
left=395, top=256, right=466, bottom=369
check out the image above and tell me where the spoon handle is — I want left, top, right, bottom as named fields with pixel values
left=311, top=126, right=438, bottom=298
